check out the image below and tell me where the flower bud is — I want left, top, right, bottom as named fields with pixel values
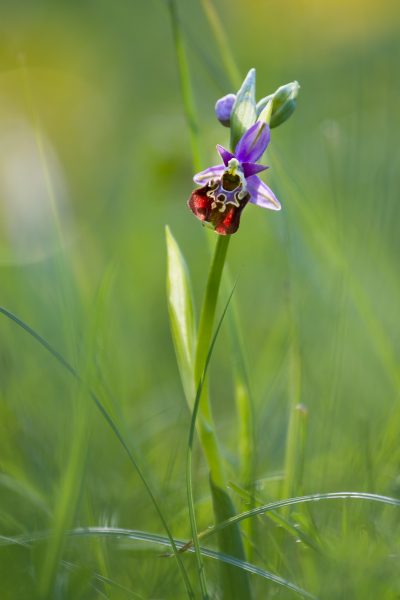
left=257, top=81, right=300, bottom=129
left=230, top=69, right=257, bottom=148
left=215, top=93, right=236, bottom=127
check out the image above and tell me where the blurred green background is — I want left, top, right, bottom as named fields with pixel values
left=1, top=0, right=400, bottom=598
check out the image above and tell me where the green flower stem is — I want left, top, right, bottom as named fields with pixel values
left=194, top=235, right=230, bottom=487
left=195, top=236, right=230, bottom=376
left=194, top=235, right=252, bottom=599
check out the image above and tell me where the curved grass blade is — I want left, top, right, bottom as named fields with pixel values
left=186, top=284, right=237, bottom=599
left=199, top=547, right=316, bottom=600
left=180, top=491, right=400, bottom=551
left=228, top=480, right=320, bottom=553
left=0, top=306, right=194, bottom=600
left=0, top=527, right=317, bottom=599
left=0, top=534, right=30, bottom=548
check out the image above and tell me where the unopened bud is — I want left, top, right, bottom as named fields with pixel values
left=257, top=81, right=300, bottom=129
left=215, top=93, right=236, bottom=127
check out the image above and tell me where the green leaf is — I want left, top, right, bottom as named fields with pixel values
left=230, top=68, right=257, bottom=149
left=165, top=226, right=196, bottom=404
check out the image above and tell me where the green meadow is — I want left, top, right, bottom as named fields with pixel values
left=0, top=1, right=400, bottom=598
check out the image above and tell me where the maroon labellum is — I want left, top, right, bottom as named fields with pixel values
left=188, top=180, right=250, bottom=235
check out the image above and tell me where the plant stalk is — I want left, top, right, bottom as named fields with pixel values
left=194, top=235, right=252, bottom=599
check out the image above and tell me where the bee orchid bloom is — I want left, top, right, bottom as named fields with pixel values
left=188, top=120, right=280, bottom=235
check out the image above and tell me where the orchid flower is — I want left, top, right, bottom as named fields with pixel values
left=188, top=120, right=280, bottom=235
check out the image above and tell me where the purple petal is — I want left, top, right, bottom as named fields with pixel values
left=247, top=175, right=281, bottom=211
left=215, top=93, right=236, bottom=127
left=235, top=121, right=270, bottom=163
left=217, top=144, right=235, bottom=166
left=193, top=164, right=224, bottom=185
left=242, top=162, right=269, bottom=178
